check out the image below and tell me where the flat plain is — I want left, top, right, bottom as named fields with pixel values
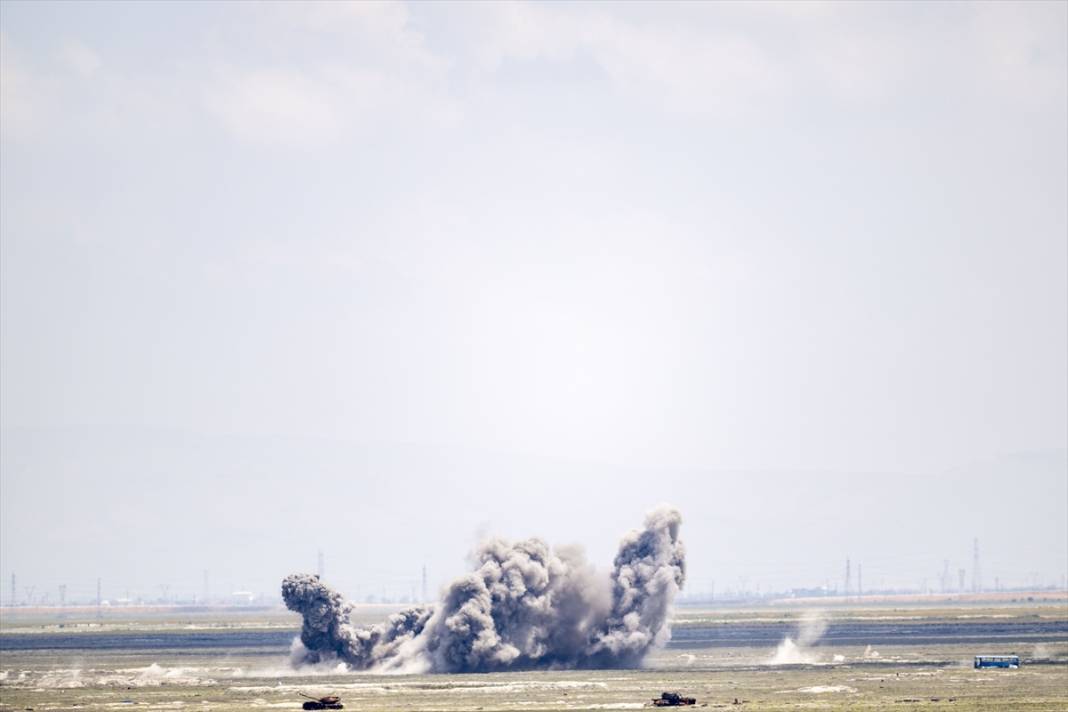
left=2, top=602, right=1066, bottom=711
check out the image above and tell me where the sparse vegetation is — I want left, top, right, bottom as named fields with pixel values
left=1, top=603, right=1065, bottom=711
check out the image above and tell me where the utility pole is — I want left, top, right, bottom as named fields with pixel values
left=59, top=584, right=67, bottom=607
left=858, top=564, right=863, bottom=599
left=972, top=538, right=982, bottom=593
left=203, top=570, right=210, bottom=606
left=96, top=578, right=102, bottom=618
left=9, top=573, right=14, bottom=607
left=941, top=560, right=949, bottom=594
left=844, top=558, right=851, bottom=598
left=317, top=549, right=325, bottom=580
left=421, top=565, right=428, bottom=603
left=957, top=568, right=966, bottom=593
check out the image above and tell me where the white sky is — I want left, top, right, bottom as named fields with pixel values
left=1, top=1, right=1065, bottom=603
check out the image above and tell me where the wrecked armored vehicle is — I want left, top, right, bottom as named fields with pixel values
left=652, top=692, right=697, bottom=707
left=300, top=693, right=343, bottom=710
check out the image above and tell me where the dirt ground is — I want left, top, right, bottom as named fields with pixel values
left=2, top=603, right=1065, bottom=711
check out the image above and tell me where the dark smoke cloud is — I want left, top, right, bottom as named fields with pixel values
left=281, top=506, right=685, bottom=673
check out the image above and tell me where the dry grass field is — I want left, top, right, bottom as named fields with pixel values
left=2, top=602, right=1065, bottom=711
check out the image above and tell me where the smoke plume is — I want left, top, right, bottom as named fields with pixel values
left=282, top=506, right=685, bottom=673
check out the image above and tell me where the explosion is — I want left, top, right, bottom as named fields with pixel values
left=282, top=506, right=685, bottom=673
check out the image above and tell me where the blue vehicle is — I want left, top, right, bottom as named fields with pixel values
left=974, top=655, right=1019, bottom=669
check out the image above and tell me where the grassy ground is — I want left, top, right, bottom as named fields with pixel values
left=2, top=658, right=1066, bottom=711
left=1, top=603, right=1065, bottom=711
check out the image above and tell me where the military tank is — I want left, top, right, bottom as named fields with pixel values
left=652, top=692, right=697, bottom=707
left=300, top=693, right=344, bottom=710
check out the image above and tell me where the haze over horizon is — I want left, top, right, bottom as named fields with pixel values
left=2, top=2, right=1065, bottom=605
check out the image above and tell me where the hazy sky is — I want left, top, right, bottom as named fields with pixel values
left=1, top=1, right=1065, bottom=604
